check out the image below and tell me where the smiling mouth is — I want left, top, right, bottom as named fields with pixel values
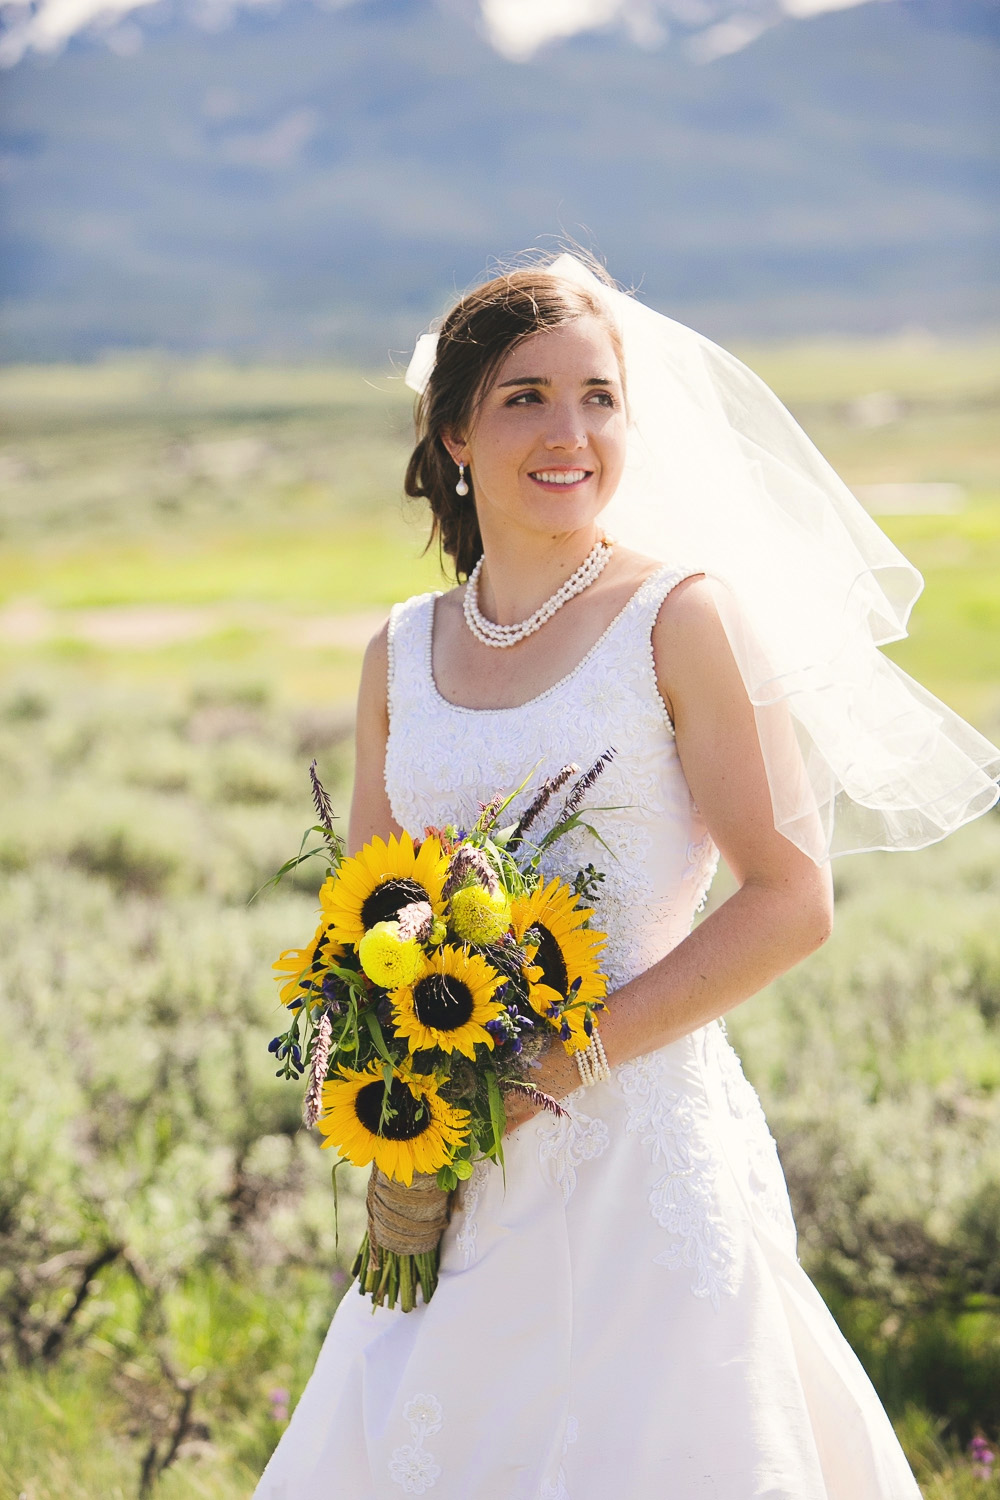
left=528, top=468, right=592, bottom=486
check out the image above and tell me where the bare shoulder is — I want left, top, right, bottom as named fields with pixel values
left=434, top=582, right=465, bottom=621
left=655, top=572, right=716, bottom=634
left=361, top=617, right=390, bottom=677
left=357, top=619, right=390, bottom=721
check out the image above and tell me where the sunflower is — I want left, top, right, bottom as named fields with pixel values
left=273, top=922, right=343, bottom=1009
left=510, top=878, right=607, bottom=1053
left=391, top=945, right=506, bottom=1059
left=320, top=833, right=448, bottom=947
left=317, top=1061, right=469, bottom=1185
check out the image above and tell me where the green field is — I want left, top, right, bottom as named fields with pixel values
left=1, top=345, right=999, bottom=1497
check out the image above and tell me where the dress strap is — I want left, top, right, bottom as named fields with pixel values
left=621, top=564, right=704, bottom=734
left=628, top=563, right=705, bottom=644
left=634, top=563, right=703, bottom=615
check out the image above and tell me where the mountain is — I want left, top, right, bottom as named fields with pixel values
left=1, top=0, right=997, bottom=360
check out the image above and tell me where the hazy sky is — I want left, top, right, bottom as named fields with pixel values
left=1, top=0, right=883, bottom=68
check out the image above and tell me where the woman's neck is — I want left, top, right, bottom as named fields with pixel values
left=472, top=523, right=603, bottom=627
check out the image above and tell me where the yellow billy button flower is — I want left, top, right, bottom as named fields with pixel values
left=320, top=832, right=448, bottom=946
left=357, top=920, right=425, bottom=989
left=317, top=1061, right=469, bottom=1186
left=448, top=884, right=512, bottom=945
left=391, top=945, right=506, bottom=1060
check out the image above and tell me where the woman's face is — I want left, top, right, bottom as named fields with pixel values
left=447, top=315, right=627, bottom=543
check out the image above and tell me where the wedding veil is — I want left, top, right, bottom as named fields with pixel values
left=405, top=253, right=1000, bottom=864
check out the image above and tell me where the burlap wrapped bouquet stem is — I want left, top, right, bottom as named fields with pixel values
left=367, top=1167, right=450, bottom=1254
left=351, top=1166, right=451, bottom=1311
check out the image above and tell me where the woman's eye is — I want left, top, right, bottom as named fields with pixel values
left=587, top=390, right=616, bottom=408
left=506, top=389, right=542, bottom=406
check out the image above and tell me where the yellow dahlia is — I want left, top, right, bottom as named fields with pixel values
left=320, top=832, right=448, bottom=946
left=357, top=920, right=425, bottom=989
left=317, top=1061, right=469, bottom=1185
left=448, top=884, right=511, bottom=945
left=391, top=945, right=506, bottom=1059
left=511, top=878, right=607, bottom=1053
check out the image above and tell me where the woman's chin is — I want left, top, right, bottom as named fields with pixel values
left=483, top=493, right=611, bottom=540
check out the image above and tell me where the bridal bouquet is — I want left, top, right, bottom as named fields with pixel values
left=266, top=757, right=613, bottom=1312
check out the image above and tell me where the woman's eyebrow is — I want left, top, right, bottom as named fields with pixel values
left=495, top=375, right=614, bottom=388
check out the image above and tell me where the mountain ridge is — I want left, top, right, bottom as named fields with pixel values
left=1, top=0, right=997, bottom=359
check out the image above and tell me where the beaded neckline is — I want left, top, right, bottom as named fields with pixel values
left=424, top=564, right=677, bottom=717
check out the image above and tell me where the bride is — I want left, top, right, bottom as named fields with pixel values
left=255, top=254, right=999, bottom=1499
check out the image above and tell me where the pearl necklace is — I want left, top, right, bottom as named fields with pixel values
left=463, top=536, right=613, bottom=649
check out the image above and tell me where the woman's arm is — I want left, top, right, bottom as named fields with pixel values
left=507, top=576, right=834, bottom=1119
left=347, top=624, right=403, bottom=854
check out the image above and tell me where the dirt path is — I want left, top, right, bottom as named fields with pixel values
left=0, top=600, right=390, bottom=651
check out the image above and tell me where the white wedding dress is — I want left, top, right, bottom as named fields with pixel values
left=255, top=566, right=920, bottom=1500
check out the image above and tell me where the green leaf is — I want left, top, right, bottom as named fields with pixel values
left=452, top=1158, right=474, bottom=1181
left=538, top=808, right=623, bottom=862
left=331, top=1158, right=346, bottom=1250
left=326, top=962, right=368, bottom=997
left=364, top=1009, right=396, bottom=1068
left=485, top=1069, right=506, bottom=1178
left=378, top=1060, right=396, bottom=1133
left=473, top=763, right=541, bottom=834
left=247, top=837, right=330, bottom=904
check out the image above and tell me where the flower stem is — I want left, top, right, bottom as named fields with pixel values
left=350, top=1231, right=440, bottom=1313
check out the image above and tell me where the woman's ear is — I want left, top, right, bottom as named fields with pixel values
left=440, top=430, right=469, bottom=468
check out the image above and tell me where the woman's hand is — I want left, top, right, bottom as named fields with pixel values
left=502, top=1037, right=583, bottom=1134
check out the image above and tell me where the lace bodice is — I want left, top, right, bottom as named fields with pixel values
left=384, top=566, right=719, bottom=990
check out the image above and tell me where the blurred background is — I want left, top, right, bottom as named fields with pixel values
left=1, top=2, right=999, bottom=1496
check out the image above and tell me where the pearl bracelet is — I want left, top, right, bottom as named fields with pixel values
left=575, top=1032, right=612, bottom=1089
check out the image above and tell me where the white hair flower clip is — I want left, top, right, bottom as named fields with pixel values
left=404, top=332, right=439, bottom=395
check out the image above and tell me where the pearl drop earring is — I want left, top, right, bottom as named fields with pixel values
left=455, top=462, right=469, bottom=497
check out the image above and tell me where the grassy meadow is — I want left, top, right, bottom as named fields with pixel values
left=1, top=341, right=999, bottom=1498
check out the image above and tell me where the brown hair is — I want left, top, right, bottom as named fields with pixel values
left=404, top=258, right=625, bottom=581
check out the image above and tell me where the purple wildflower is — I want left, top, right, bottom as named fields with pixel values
left=970, top=1436, right=995, bottom=1478
left=508, top=763, right=579, bottom=849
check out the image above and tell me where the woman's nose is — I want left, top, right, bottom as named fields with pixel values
left=544, top=405, right=588, bottom=451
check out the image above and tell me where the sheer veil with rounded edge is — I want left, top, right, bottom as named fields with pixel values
left=406, top=255, right=1000, bottom=863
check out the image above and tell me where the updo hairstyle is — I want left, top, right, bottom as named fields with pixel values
left=404, top=260, right=625, bottom=581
